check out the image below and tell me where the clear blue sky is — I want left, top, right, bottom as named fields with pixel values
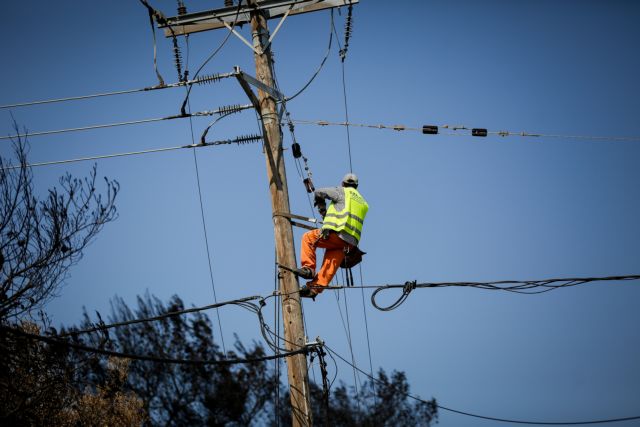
left=2, top=1, right=639, bottom=425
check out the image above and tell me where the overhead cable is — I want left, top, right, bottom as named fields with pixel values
left=0, top=134, right=263, bottom=170
left=1, top=324, right=314, bottom=366
left=0, top=73, right=234, bottom=110
left=179, top=0, right=244, bottom=115
left=367, top=274, right=640, bottom=311
left=184, top=33, right=228, bottom=356
left=324, top=344, right=640, bottom=426
left=272, top=274, right=640, bottom=311
left=0, top=104, right=253, bottom=141
left=18, top=274, right=640, bottom=339
left=59, top=295, right=262, bottom=337
left=289, top=119, right=640, bottom=143
left=286, top=10, right=334, bottom=102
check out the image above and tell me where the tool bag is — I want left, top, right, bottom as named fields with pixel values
left=341, top=246, right=366, bottom=269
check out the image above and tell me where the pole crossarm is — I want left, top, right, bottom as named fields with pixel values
left=160, top=0, right=359, bottom=36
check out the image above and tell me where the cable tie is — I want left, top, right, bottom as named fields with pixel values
left=392, top=125, right=406, bottom=131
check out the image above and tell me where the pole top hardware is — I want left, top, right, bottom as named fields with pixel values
left=159, top=0, right=359, bottom=37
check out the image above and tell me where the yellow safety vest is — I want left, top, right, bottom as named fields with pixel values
left=322, top=187, right=368, bottom=244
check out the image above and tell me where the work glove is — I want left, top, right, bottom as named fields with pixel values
left=313, top=195, right=325, bottom=208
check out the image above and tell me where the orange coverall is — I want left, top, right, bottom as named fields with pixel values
left=300, top=229, right=354, bottom=292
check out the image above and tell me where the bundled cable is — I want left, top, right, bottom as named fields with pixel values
left=370, top=275, right=640, bottom=311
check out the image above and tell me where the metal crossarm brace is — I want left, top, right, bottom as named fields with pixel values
left=234, top=66, right=286, bottom=119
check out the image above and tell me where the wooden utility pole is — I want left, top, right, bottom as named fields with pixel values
left=160, top=2, right=359, bottom=425
left=249, top=5, right=312, bottom=427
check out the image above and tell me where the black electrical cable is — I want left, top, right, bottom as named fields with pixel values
left=183, top=33, right=229, bottom=357
left=179, top=0, right=244, bottom=116
left=59, top=295, right=262, bottom=337
left=365, top=275, right=640, bottom=311
left=285, top=10, right=334, bottom=102
left=331, top=11, right=354, bottom=172
left=324, top=344, right=640, bottom=426
left=2, top=324, right=312, bottom=366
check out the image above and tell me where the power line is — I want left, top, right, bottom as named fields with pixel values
left=324, top=344, right=640, bottom=426
left=0, top=104, right=253, bottom=141
left=53, top=274, right=640, bottom=340
left=0, top=134, right=263, bottom=170
left=184, top=33, right=228, bottom=356
left=367, top=274, right=640, bottom=311
left=273, top=274, right=640, bottom=311
left=2, top=324, right=314, bottom=366
left=332, top=3, right=355, bottom=172
left=285, top=10, right=334, bottom=102
left=289, top=119, right=640, bottom=143
left=0, top=73, right=235, bottom=110
left=59, top=295, right=262, bottom=337
left=179, top=0, right=244, bottom=115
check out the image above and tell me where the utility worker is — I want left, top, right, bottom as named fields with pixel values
left=295, top=173, right=369, bottom=298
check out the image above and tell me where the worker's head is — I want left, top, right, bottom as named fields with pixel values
left=341, top=173, right=358, bottom=189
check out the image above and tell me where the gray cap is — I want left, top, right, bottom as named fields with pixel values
left=342, top=173, right=358, bottom=186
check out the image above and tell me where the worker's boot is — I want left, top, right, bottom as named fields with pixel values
left=293, top=267, right=314, bottom=280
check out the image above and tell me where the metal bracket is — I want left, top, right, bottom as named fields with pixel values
left=273, top=211, right=321, bottom=230
left=233, top=66, right=286, bottom=120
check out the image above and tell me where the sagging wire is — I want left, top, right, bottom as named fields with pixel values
left=59, top=295, right=263, bottom=338
left=331, top=272, right=363, bottom=416
left=358, top=263, right=377, bottom=408
left=199, top=104, right=255, bottom=144
left=332, top=5, right=354, bottom=172
left=324, top=343, right=640, bottom=426
left=369, top=275, right=640, bottom=311
left=270, top=58, right=317, bottom=219
left=139, top=0, right=187, bottom=83
left=2, top=324, right=311, bottom=366
left=286, top=10, right=335, bottom=102
left=139, top=0, right=166, bottom=86
left=180, top=0, right=245, bottom=116
left=182, top=28, right=229, bottom=357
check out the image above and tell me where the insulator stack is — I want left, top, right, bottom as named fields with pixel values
left=177, top=0, right=187, bottom=15
left=217, top=104, right=248, bottom=115
left=340, top=4, right=354, bottom=61
left=172, top=37, right=184, bottom=82
left=233, top=134, right=263, bottom=145
left=196, top=73, right=226, bottom=85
